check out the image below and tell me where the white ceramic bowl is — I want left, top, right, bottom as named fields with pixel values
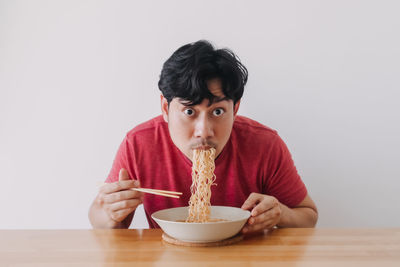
left=151, top=206, right=251, bottom=243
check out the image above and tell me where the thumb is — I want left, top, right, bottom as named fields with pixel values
left=118, top=168, right=130, bottom=181
left=241, top=193, right=261, bottom=210
left=241, top=200, right=255, bottom=211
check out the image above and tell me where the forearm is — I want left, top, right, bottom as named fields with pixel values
left=277, top=203, right=318, bottom=228
left=88, top=201, right=133, bottom=229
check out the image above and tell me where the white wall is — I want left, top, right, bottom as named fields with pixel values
left=1, top=0, right=399, bottom=229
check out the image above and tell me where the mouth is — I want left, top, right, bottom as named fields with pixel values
left=193, top=145, right=212, bottom=150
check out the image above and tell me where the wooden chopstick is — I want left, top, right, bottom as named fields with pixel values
left=134, top=187, right=182, bottom=195
left=132, top=188, right=180, bottom=198
left=98, top=183, right=182, bottom=199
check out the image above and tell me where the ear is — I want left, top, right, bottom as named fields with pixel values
left=233, top=100, right=241, bottom=117
left=160, top=95, right=169, bottom=123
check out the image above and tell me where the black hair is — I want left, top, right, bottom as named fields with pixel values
left=158, top=40, right=248, bottom=106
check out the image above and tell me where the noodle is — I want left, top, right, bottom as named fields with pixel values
left=186, top=148, right=216, bottom=223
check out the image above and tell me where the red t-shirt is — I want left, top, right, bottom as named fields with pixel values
left=106, top=115, right=307, bottom=228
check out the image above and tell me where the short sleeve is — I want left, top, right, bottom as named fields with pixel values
left=264, top=135, right=307, bottom=208
left=105, top=136, right=137, bottom=183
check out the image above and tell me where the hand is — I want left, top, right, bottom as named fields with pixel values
left=240, top=193, right=282, bottom=234
left=96, top=168, right=143, bottom=223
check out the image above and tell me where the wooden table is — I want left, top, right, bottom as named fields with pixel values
left=1, top=228, right=400, bottom=266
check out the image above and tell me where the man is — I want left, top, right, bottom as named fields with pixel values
left=89, top=40, right=318, bottom=232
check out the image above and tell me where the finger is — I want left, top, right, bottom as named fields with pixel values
left=133, top=179, right=141, bottom=188
left=249, top=207, right=281, bottom=225
left=244, top=207, right=281, bottom=233
left=108, top=198, right=142, bottom=212
left=242, top=207, right=278, bottom=234
left=241, top=214, right=265, bottom=233
left=119, top=168, right=131, bottom=181
left=100, top=180, right=136, bottom=194
left=243, top=220, right=272, bottom=233
left=109, top=207, right=135, bottom=223
left=103, top=190, right=143, bottom=204
left=248, top=211, right=267, bottom=226
left=251, top=196, right=279, bottom=217
left=243, top=215, right=277, bottom=233
left=241, top=193, right=263, bottom=210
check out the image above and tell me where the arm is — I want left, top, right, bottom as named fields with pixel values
left=88, top=168, right=143, bottom=229
left=241, top=193, right=318, bottom=233
left=277, top=194, right=318, bottom=228
left=240, top=134, right=318, bottom=232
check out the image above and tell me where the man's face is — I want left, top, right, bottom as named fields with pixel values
left=161, top=79, right=240, bottom=161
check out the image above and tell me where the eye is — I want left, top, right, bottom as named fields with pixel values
left=213, top=108, right=225, bottom=116
left=184, top=108, right=195, bottom=116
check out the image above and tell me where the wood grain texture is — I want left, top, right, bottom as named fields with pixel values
left=1, top=228, right=400, bottom=266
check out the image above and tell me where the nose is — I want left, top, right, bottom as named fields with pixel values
left=194, top=114, right=214, bottom=139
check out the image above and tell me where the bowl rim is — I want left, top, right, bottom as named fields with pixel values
left=151, top=205, right=251, bottom=225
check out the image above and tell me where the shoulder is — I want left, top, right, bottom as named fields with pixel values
left=231, top=115, right=291, bottom=159
left=125, top=115, right=167, bottom=143
left=233, top=115, right=279, bottom=141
